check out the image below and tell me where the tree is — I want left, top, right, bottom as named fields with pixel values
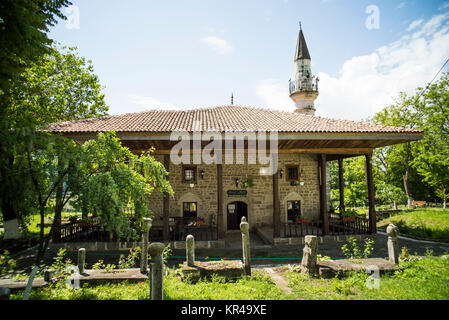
left=0, top=0, right=71, bottom=90
left=0, top=46, right=108, bottom=239
left=24, top=132, right=173, bottom=264
left=371, top=93, right=422, bottom=208
left=412, top=73, right=449, bottom=207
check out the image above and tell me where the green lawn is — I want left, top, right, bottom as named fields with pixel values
left=285, top=255, right=449, bottom=300
left=10, top=270, right=291, bottom=300
left=9, top=255, right=449, bottom=300
left=377, top=208, right=449, bottom=241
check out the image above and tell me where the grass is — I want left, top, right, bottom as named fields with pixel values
left=377, top=208, right=449, bottom=241
left=8, top=255, right=449, bottom=300
left=285, top=254, right=449, bottom=300
left=9, top=270, right=291, bottom=300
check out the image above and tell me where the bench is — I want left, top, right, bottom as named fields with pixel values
left=412, top=201, right=427, bottom=208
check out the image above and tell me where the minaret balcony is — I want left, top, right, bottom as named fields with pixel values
left=289, top=78, right=319, bottom=95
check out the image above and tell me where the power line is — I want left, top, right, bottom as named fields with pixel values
left=415, top=58, right=449, bottom=101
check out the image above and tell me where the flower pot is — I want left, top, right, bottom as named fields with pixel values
left=343, top=217, right=355, bottom=222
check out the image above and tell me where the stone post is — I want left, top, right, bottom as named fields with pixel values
left=186, top=235, right=195, bottom=267
left=77, top=248, right=86, bottom=274
left=239, top=216, right=251, bottom=276
left=387, top=224, right=399, bottom=264
left=0, top=288, right=11, bottom=300
left=301, top=235, right=318, bottom=276
left=140, top=218, right=153, bottom=273
left=44, top=269, right=54, bottom=282
left=148, top=242, right=165, bottom=300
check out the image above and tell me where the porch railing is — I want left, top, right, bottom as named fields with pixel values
left=281, top=216, right=370, bottom=238
left=150, top=225, right=218, bottom=242
left=283, top=220, right=323, bottom=237
left=56, top=219, right=218, bottom=243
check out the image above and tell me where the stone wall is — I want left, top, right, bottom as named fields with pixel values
left=148, top=153, right=322, bottom=230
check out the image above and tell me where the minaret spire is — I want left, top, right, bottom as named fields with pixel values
left=289, top=24, right=319, bottom=116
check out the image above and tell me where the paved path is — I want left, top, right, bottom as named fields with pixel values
left=264, top=267, right=292, bottom=294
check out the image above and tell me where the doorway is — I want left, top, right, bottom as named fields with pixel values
left=227, top=201, right=248, bottom=230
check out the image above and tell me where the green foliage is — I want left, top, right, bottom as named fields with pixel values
left=0, top=45, right=109, bottom=243
left=0, top=0, right=71, bottom=89
left=0, top=250, right=16, bottom=276
left=331, top=74, right=449, bottom=208
left=118, top=247, right=141, bottom=269
left=75, top=132, right=173, bottom=239
left=317, top=254, right=331, bottom=261
left=92, top=260, right=106, bottom=270
left=331, top=271, right=369, bottom=296
left=50, top=249, right=73, bottom=276
left=341, top=237, right=374, bottom=259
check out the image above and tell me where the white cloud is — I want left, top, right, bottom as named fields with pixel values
left=439, top=2, right=449, bottom=10
left=201, top=36, right=233, bottom=54
left=129, top=95, right=179, bottom=110
left=407, top=19, right=424, bottom=31
left=397, top=2, right=405, bottom=9
left=315, top=11, right=449, bottom=121
left=254, top=79, right=294, bottom=112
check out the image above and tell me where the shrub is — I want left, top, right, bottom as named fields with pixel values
left=341, top=237, right=375, bottom=259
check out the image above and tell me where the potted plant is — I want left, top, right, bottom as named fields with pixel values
left=189, top=179, right=195, bottom=188
left=342, top=209, right=356, bottom=222
left=241, top=178, right=254, bottom=189
left=188, top=217, right=204, bottom=227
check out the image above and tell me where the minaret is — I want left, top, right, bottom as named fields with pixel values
left=289, top=24, right=319, bottom=115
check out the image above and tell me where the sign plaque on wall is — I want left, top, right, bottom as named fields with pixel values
left=227, top=190, right=248, bottom=197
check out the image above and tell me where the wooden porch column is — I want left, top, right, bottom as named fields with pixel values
left=320, top=154, right=329, bottom=235
left=338, top=158, right=345, bottom=215
left=163, top=155, right=170, bottom=242
left=365, top=154, right=377, bottom=234
left=273, top=166, right=281, bottom=238
left=217, top=163, right=225, bottom=239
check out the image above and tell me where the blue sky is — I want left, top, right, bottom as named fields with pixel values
left=49, top=0, right=449, bottom=120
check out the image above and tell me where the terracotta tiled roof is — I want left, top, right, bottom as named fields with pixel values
left=46, top=105, right=423, bottom=134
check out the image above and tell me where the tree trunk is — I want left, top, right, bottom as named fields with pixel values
left=444, top=196, right=447, bottom=209
left=0, top=156, right=21, bottom=240
left=52, top=181, right=64, bottom=242
left=404, top=144, right=413, bottom=209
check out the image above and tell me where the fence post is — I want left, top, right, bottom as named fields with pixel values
left=77, top=248, right=86, bottom=274
left=386, top=224, right=399, bottom=264
left=186, top=235, right=195, bottom=267
left=239, top=217, right=251, bottom=276
left=148, top=242, right=165, bottom=300
left=140, top=218, right=153, bottom=273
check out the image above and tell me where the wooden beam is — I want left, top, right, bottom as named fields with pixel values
left=273, top=165, right=281, bottom=238
left=365, top=154, right=377, bottom=234
left=338, top=158, right=345, bottom=215
left=150, top=147, right=374, bottom=155
left=163, top=155, right=170, bottom=242
left=320, top=154, right=329, bottom=235
left=217, top=163, right=224, bottom=239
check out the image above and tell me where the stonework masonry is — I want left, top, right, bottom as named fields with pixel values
left=148, top=153, right=323, bottom=231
